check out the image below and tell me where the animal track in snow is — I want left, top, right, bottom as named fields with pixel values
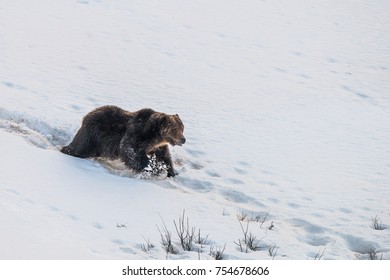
left=189, top=161, right=204, bottom=170
left=120, top=247, right=136, bottom=254
left=341, top=234, right=379, bottom=256
left=234, top=167, right=247, bottom=175
left=176, top=177, right=214, bottom=193
left=185, top=148, right=205, bottom=158
left=0, top=107, right=71, bottom=149
left=227, top=178, right=244, bottom=185
left=112, top=239, right=125, bottom=245
left=2, top=81, right=28, bottom=91
left=302, top=235, right=333, bottom=247
left=220, top=189, right=264, bottom=207
left=5, top=188, right=21, bottom=196
left=290, top=219, right=325, bottom=234
left=93, top=222, right=104, bottom=230
left=287, top=202, right=300, bottom=209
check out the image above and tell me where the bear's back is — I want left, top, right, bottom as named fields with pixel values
left=83, top=105, right=131, bottom=133
left=133, top=108, right=156, bottom=122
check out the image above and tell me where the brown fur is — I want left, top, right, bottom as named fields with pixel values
left=61, top=105, right=185, bottom=177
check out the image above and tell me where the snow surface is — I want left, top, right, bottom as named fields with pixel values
left=1, top=0, right=389, bottom=260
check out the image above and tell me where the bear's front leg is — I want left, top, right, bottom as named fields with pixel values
left=120, top=147, right=150, bottom=173
left=155, top=145, right=177, bottom=177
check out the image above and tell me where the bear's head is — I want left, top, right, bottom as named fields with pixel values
left=160, top=114, right=186, bottom=146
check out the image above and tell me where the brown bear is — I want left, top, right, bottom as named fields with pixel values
left=60, top=105, right=186, bottom=177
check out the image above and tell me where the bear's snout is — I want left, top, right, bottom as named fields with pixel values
left=180, top=137, right=186, bottom=145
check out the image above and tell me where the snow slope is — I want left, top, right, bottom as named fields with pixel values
left=1, top=0, right=389, bottom=259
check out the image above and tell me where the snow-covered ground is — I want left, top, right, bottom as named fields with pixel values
left=1, top=0, right=389, bottom=260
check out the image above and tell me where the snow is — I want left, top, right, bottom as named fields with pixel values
left=1, top=0, right=389, bottom=260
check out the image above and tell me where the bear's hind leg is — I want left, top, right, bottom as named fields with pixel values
left=60, top=144, right=91, bottom=158
left=61, top=128, right=98, bottom=158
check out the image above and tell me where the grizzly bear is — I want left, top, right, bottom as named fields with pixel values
left=60, top=105, right=186, bottom=177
